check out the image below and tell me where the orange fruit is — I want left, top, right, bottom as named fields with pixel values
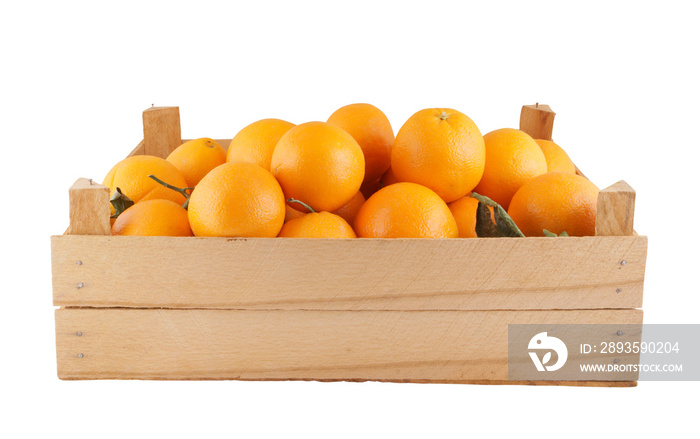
left=278, top=212, right=356, bottom=238
left=354, top=182, right=458, bottom=238
left=188, top=161, right=285, bottom=237
left=111, top=199, right=193, bottom=236
left=473, top=128, right=547, bottom=209
left=227, top=119, right=295, bottom=170
left=270, top=121, right=365, bottom=212
left=534, top=139, right=576, bottom=174
left=327, top=103, right=394, bottom=183
left=448, top=195, right=495, bottom=238
left=166, top=138, right=226, bottom=187
left=507, top=172, right=599, bottom=237
left=448, top=196, right=479, bottom=238
left=284, top=204, right=305, bottom=223
left=103, top=155, right=188, bottom=206
left=391, top=108, right=485, bottom=203
left=331, top=191, right=365, bottom=226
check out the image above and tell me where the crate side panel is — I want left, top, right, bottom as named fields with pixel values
left=55, top=308, right=642, bottom=381
left=128, top=140, right=229, bottom=158
left=52, top=235, right=646, bottom=310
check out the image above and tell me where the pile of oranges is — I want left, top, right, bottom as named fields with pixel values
left=104, top=104, right=599, bottom=239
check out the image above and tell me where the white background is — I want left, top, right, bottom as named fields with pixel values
left=2, top=1, right=698, bottom=437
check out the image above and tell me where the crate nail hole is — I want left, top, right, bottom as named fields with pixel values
left=614, top=358, right=619, bottom=364
left=77, top=283, right=84, bottom=289
left=617, top=330, right=623, bottom=336
left=616, top=288, right=622, bottom=293
left=77, top=353, right=84, bottom=358
left=76, top=332, right=82, bottom=337
left=620, top=260, right=627, bottom=266
left=76, top=261, right=83, bottom=266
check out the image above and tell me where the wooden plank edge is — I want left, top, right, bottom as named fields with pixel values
left=127, top=140, right=145, bottom=157
left=56, top=305, right=644, bottom=311
left=127, top=139, right=231, bottom=158
left=55, top=375, right=636, bottom=386
left=55, top=308, right=642, bottom=383
left=51, top=234, right=647, bottom=309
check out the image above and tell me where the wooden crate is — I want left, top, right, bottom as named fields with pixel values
left=52, top=105, right=646, bottom=386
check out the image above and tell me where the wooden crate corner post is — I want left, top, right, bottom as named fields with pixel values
left=520, top=104, right=556, bottom=140
left=142, top=106, right=182, bottom=158
left=68, top=178, right=111, bottom=235
left=596, top=181, right=636, bottom=236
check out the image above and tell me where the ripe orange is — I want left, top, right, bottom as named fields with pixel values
left=327, top=103, right=394, bottom=183
left=448, top=196, right=479, bottom=238
left=166, top=138, right=226, bottom=187
left=111, top=199, right=193, bottom=236
left=448, top=195, right=495, bottom=238
left=507, top=172, right=599, bottom=237
left=391, top=108, right=485, bottom=203
left=278, top=212, right=356, bottom=238
left=473, top=128, right=547, bottom=209
left=188, top=161, right=285, bottom=237
left=284, top=204, right=305, bottom=223
left=227, top=118, right=295, bottom=170
left=354, top=182, right=458, bottom=238
left=103, top=155, right=188, bottom=206
left=534, top=139, right=576, bottom=174
left=331, top=191, right=365, bottom=226
left=270, top=121, right=365, bottom=212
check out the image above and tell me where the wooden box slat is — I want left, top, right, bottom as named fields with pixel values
left=55, top=307, right=642, bottom=382
left=52, top=235, right=646, bottom=310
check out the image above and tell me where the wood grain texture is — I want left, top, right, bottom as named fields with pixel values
left=67, top=178, right=110, bottom=236
left=142, top=106, right=181, bottom=158
left=52, top=235, right=647, bottom=310
left=127, top=140, right=145, bottom=157
left=596, top=181, right=636, bottom=236
left=55, top=308, right=642, bottom=382
left=520, top=104, right=556, bottom=140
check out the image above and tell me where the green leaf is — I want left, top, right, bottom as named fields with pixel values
left=543, top=229, right=570, bottom=237
left=470, top=192, right=525, bottom=238
left=474, top=201, right=500, bottom=237
left=110, top=187, right=134, bottom=219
